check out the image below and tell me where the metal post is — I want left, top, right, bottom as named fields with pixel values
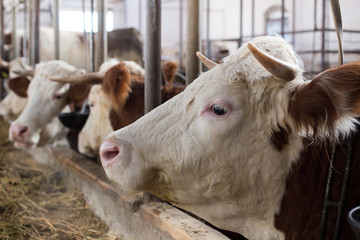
left=239, top=0, right=243, bottom=48
left=33, top=0, right=40, bottom=65
left=321, top=0, right=326, bottom=71
left=90, top=0, right=95, bottom=72
left=23, top=0, right=27, bottom=60
left=81, top=0, right=88, bottom=71
left=179, top=0, right=184, bottom=70
left=12, top=5, right=18, bottom=58
left=292, top=0, right=296, bottom=45
left=206, top=0, right=210, bottom=57
left=251, top=0, right=255, bottom=37
left=28, top=0, right=33, bottom=65
left=281, top=0, right=285, bottom=37
left=96, top=0, right=106, bottom=70
left=0, top=0, right=4, bottom=58
left=186, top=0, right=200, bottom=85
left=53, top=0, right=59, bottom=60
left=145, top=0, right=161, bottom=113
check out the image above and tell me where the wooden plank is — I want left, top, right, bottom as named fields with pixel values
left=26, top=146, right=230, bottom=240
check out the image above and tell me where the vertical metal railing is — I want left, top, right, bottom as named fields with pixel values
left=32, top=0, right=40, bottom=65
left=53, top=0, right=59, bottom=60
left=145, top=0, right=161, bottom=113
left=96, top=0, right=106, bottom=70
left=186, top=0, right=200, bottom=85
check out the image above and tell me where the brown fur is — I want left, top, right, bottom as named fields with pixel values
left=104, top=61, right=185, bottom=130
left=7, top=76, right=30, bottom=98
left=162, top=61, right=178, bottom=86
left=272, top=62, right=360, bottom=239
left=67, top=83, right=91, bottom=112
left=289, top=61, right=360, bottom=139
left=102, top=63, right=132, bottom=114
left=275, top=134, right=360, bottom=240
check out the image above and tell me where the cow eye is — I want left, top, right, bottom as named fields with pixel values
left=53, top=94, right=62, bottom=100
left=211, top=104, right=228, bottom=115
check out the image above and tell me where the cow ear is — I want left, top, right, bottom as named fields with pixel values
left=162, top=61, right=178, bottom=87
left=289, top=62, right=360, bottom=137
left=67, top=83, right=91, bottom=111
left=7, top=76, right=30, bottom=98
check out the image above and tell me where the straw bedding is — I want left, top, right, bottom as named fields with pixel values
left=0, top=118, right=120, bottom=240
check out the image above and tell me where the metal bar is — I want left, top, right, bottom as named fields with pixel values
left=239, top=0, right=243, bottom=48
left=145, top=0, right=161, bottom=113
left=28, top=0, right=33, bottom=65
left=89, top=0, right=95, bottom=72
left=321, top=0, right=326, bottom=71
left=186, top=0, right=200, bottom=85
left=53, top=0, right=59, bottom=60
left=23, top=0, right=27, bottom=60
left=251, top=0, right=255, bottom=37
left=33, top=0, right=40, bottom=65
left=0, top=0, right=3, bottom=58
left=292, top=0, right=295, bottom=44
left=179, top=0, right=184, bottom=70
left=81, top=0, right=88, bottom=71
left=206, top=0, right=210, bottom=57
left=12, top=5, right=18, bottom=58
left=96, top=0, right=106, bottom=70
left=281, top=0, right=285, bottom=37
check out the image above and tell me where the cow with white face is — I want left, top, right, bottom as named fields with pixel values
left=99, top=35, right=360, bottom=240
left=9, top=60, right=89, bottom=148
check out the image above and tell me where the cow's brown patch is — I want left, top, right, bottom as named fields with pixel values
left=67, top=83, right=91, bottom=111
left=289, top=61, right=360, bottom=139
left=102, top=63, right=132, bottom=114
left=8, top=76, right=30, bottom=98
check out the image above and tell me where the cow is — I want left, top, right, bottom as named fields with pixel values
left=99, top=35, right=360, bottom=240
left=8, top=60, right=90, bottom=148
left=0, top=57, right=33, bottom=121
left=4, top=27, right=143, bottom=68
left=53, top=60, right=183, bottom=158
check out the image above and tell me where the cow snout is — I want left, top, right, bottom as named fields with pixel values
left=10, top=124, right=29, bottom=138
left=100, top=140, right=120, bottom=168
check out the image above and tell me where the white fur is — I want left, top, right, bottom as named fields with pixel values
left=78, top=85, right=113, bottom=157
left=102, top=35, right=357, bottom=240
left=9, top=60, right=80, bottom=148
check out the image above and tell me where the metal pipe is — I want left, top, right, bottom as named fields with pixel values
left=145, top=0, right=161, bottom=113
left=81, top=0, right=88, bottom=71
left=53, top=0, right=59, bottom=60
left=90, top=0, right=94, bottom=72
left=186, top=0, right=200, bottom=85
left=179, top=0, right=183, bottom=70
left=12, top=5, right=18, bottom=58
left=0, top=0, right=4, bottom=59
left=206, top=0, right=210, bottom=57
left=292, top=0, right=296, bottom=45
left=251, top=0, right=255, bottom=37
left=23, top=0, right=27, bottom=60
left=281, top=0, right=285, bottom=37
left=321, top=0, right=326, bottom=71
left=28, top=0, right=33, bottom=65
left=96, top=0, right=106, bottom=70
left=33, top=0, right=40, bottom=65
left=239, top=0, right=243, bottom=48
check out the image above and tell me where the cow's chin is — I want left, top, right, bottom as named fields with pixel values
left=14, top=140, right=36, bottom=149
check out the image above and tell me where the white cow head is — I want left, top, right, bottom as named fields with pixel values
left=100, top=35, right=360, bottom=239
left=9, top=60, right=88, bottom=148
left=78, top=84, right=114, bottom=157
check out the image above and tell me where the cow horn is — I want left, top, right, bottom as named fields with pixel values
left=196, top=51, right=218, bottom=69
left=50, top=72, right=104, bottom=84
left=247, top=42, right=298, bottom=81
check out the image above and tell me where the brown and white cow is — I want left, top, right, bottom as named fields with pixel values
left=56, top=61, right=183, bottom=158
left=99, top=35, right=360, bottom=240
left=9, top=60, right=89, bottom=148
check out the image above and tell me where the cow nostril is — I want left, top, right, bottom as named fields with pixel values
left=103, top=147, right=120, bottom=160
left=19, top=126, right=28, bottom=135
left=100, top=141, right=120, bottom=166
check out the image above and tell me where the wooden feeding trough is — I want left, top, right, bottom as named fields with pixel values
left=25, top=146, right=230, bottom=240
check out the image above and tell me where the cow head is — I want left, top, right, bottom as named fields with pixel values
left=99, top=35, right=360, bottom=239
left=9, top=60, right=89, bottom=148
